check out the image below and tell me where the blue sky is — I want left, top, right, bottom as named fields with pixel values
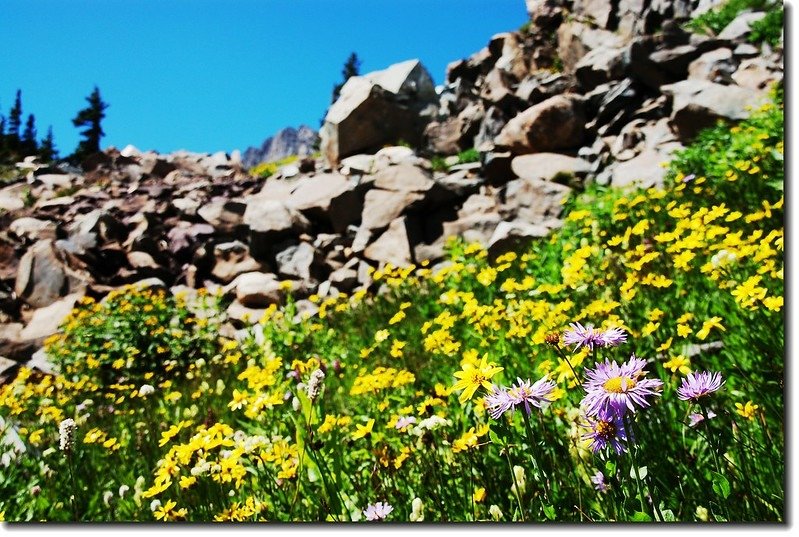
left=1, top=0, right=528, bottom=156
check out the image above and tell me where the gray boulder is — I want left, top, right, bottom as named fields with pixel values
left=320, top=59, right=437, bottom=164
left=495, top=95, right=586, bottom=154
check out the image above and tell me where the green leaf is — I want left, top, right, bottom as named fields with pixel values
left=604, top=460, right=616, bottom=475
left=542, top=503, right=556, bottom=520
left=629, top=465, right=648, bottom=480
left=712, top=472, right=731, bottom=499
left=488, top=430, right=502, bottom=446
left=661, top=509, right=676, bottom=522
left=631, top=511, right=652, bottom=522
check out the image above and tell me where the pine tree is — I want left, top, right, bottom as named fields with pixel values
left=21, top=114, right=38, bottom=156
left=7, top=90, right=22, bottom=151
left=71, top=86, right=109, bottom=162
left=331, top=52, right=361, bottom=104
left=39, top=126, right=58, bottom=162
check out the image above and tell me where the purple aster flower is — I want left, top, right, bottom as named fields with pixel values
left=508, top=376, right=557, bottom=414
left=484, top=385, right=515, bottom=420
left=599, top=326, right=628, bottom=347
left=582, top=409, right=630, bottom=456
left=484, top=376, right=557, bottom=419
left=563, top=323, right=627, bottom=351
left=677, top=371, right=725, bottom=402
left=363, top=501, right=393, bottom=521
left=688, top=410, right=716, bottom=428
left=581, top=355, right=663, bottom=417
left=590, top=470, right=609, bottom=493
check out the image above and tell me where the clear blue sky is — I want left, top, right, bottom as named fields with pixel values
left=1, top=0, right=528, bottom=156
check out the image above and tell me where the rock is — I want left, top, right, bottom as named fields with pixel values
left=9, top=217, right=58, bottom=242
left=127, top=251, right=160, bottom=270
left=275, top=242, right=317, bottom=281
left=226, top=300, right=266, bottom=324
left=688, top=47, right=737, bottom=83
left=0, top=183, right=28, bottom=212
left=474, top=106, right=509, bottom=151
left=732, top=57, right=784, bottom=91
left=364, top=217, right=415, bottom=267
left=494, top=95, right=586, bottom=155
left=481, top=151, right=515, bottom=184
left=19, top=293, right=82, bottom=341
left=211, top=241, right=264, bottom=283
left=575, top=46, right=627, bottom=91
left=320, top=59, right=437, bottom=164
left=14, top=240, right=89, bottom=309
left=487, top=220, right=553, bottom=258
left=26, top=347, right=57, bottom=375
left=501, top=177, right=571, bottom=223
left=511, top=153, right=592, bottom=185
left=68, top=210, right=127, bottom=244
left=0, top=356, right=18, bottom=382
left=661, top=79, right=769, bottom=141
left=717, top=11, right=767, bottom=41
left=197, top=198, right=247, bottom=233
left=607, top=149, right=672, bottom=188
left=359, top=189, right=426, bottom=234
left=372, top=162, right=434, bottom=192
left=226, top=272, right=283, bottom=308
left=241, top=125, right=318, bottom=168
left=166, top=223, right=215, bottom=254
left=340, top=154, right=377, bottom=175
left=285, top=173, right=362, bottom=233
left=374, top=146, right=417, bottom=166
left=556, top=21, right=625, bottom=73
left=243, top=198, right=311, bottom=260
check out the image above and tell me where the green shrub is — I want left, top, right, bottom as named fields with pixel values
left=686, top=0, right=768, bottom=35
left=748, top=6, right=784, bottom=47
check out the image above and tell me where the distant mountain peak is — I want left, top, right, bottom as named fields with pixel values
left=241, top=125, right=319, bottom=168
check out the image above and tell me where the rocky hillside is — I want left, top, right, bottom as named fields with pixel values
left=0, top=0, right=783, bottom=379
left=241, top=125, right=318, bottom=169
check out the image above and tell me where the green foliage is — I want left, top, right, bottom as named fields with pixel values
left=71, top=86, right=109, bottom=163
left=0, top=94, right=784, bottom=523
left=249, top=154, right=299, bottom=178
left=748, top=6, right=784, bottom=47
left=686, top=0, right=768, bottom=36
left=45, top=285, right=225, bottom=383
left=456, top=147, right=480, bottom=164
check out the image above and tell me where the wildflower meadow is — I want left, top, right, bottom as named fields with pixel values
left=0, top=91, right=785, bottom=522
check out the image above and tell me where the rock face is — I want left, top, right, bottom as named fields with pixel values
left=494, top=95, right=586, bottom=154
left=241, top=125, right=319, bottom=168
left=0, top=0, right=784, bottom=377
left=320, top=60, right=438, bottom=165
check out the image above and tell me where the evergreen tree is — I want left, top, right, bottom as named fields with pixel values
left=21, top=114, right=38, bottom=156
left=39, top=126, right=58, bottom=162
left=331, top=52, right=361, bottom=104
left=71, top=86, right=109, bottom=162
left=7, top=90, right=22, bottom=150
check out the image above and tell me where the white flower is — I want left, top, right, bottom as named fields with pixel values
left=59, top=418, right=76, bottom=452
left=138, top=384, right=155, bottom=397
left=489, top=504, right=503, bottom=520
left=409, top=497, right=424, bottom=522
left=119, top=484, right=130, bottom=498
left=150, top=499, right=162, bottom=512
left=363, top=501, right=393, bottom=521
left=103, top=490, right=114, bottom=506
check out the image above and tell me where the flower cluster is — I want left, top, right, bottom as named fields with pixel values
left=579, top=353, right=663, bottom=456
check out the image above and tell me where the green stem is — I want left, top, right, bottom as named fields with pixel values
left=521, top=411, right=550, bottom=503
left=504, top=448, right=525, bottom=522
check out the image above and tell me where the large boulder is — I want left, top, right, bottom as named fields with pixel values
left=661, top=79, right=769, bottom=141
left=285, top=173, right=363, bottom=233
left=494, top=95, right=586, bottom=154
left=14, top=240, right=90, bottom=309
left=320, top=59, right=437, bottom=164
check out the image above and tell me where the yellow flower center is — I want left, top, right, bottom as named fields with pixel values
left=603, top=376, right=636, bottom=393
left=595, top=420, right=616, bottom=440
